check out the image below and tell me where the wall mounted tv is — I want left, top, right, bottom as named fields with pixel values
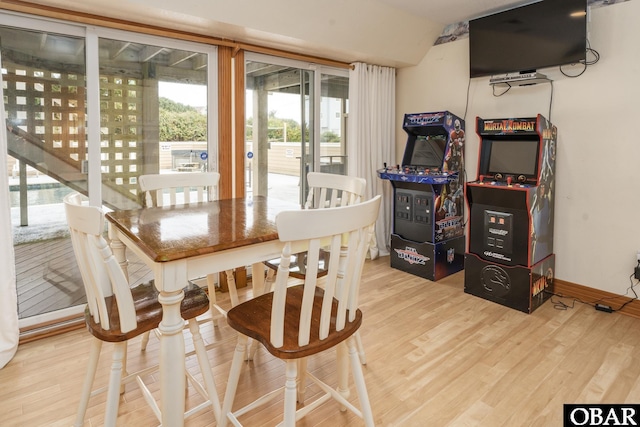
left=469, top=0, right=587, bottom=78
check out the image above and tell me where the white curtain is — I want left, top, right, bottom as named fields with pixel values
left=0, top=52, right=19, bottom=369
left=348, top=62, right=395, bottom=258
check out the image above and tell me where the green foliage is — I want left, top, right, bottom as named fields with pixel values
left=160, top=97, right=197, bottom=113
left=246, top=113, right=306, bottom=142
left=321, top=131, right=341, bottom=142
left=159, top=97, right=316, bottom=143
left=159, top=97, right=207, bottom=141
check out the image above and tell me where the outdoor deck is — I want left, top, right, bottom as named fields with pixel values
left=15, top=236, right=154, bottom=319
left=13, top=173, right=300, bottom=320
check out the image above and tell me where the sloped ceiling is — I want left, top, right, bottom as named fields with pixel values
left=9, top=0, right=530, bottom=67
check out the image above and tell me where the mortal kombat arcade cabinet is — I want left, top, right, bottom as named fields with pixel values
left=464, top=115, right=556, bottom=313
left=378, top=111, right=466, bottom=281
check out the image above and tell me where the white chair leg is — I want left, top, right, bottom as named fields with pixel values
left=187, top=319, right=221, bottom=423
left=283, top=360, right=298, bottom=427
left=348, top=337, right=375, bottom=427
left=226, top=270, right=239, bottom=307
left=296, top=358, right=308, bottom=404
left=104, top=342, right=126, bottom=427
left=225, top=268, right=252, bottom=363
left=336, top=341, right=350, bottom=412
left=206, top=273, right=220, bottom=328
left=354, top=331, right=366, bottom=365
left=140, top=331, right=150, bottom=351
left=220, top=334, right=249, bottom=427
left=263, top=267, right=276, bottom=294
left=74, top=338, right=103, bottom=427
left=120, top=343, right=128, bottom=395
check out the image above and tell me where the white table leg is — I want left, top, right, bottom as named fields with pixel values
left=158, top=289, right=187, bottom=427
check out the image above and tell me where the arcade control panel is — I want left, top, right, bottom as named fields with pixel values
left=472, top=174, right=534, bottom=188
left=377, top=164, right=457, bottom=185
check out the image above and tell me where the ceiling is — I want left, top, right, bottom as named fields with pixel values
left=376, top=0, right=529, bottom=25
left=14, top=0, right=532, bottom=68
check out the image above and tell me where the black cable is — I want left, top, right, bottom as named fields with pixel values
left=546, top=272, right=639, bottom=313
left=560, top=39, right=600, bottom=78
left=463, top=77, right=471, bottom=124
left=559, top=61, right=587, bottom=78
left=584, top=38, right=600, bottom=65
left=549, top=295, right=577, bottom=311
left=613, top=273, right=639, bottom=312
left=589, top=273, right=638, bottom=310
left=492, top=82, right=511, bottom=97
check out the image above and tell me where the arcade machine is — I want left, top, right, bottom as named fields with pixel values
left=378, top=111, right=465, bottom=281
left=464, top=115, right=556, bottom=313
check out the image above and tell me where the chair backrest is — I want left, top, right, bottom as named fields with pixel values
left=64, top=193, right=137, bottom=333
left=138, top=172, right=220, bottom=207
left=270, top=195, right=381, bottom=348
left=304, top=172, right=366, bottom=210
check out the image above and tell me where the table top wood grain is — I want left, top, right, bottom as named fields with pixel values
left=105, top=196, right=298, bottom=263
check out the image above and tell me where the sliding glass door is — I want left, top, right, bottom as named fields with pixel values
left=1, top=13, right=217, bottom=328
left=95, top=31, right=216, bottom=211
left=244, top=54, right=349, bottom=207
left=1, top=18, right=88, bottom=322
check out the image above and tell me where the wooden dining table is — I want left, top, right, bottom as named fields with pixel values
left=105, top=196, right=302, bottom=426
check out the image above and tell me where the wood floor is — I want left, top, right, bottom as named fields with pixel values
left=3, top=255, right=640, bottom=426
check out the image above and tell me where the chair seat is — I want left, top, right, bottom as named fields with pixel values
left=263, top=249, right=330, bottom=280
left=85, top=282, right=210, bottom=342
left=227, top=285, right=362, bottom=360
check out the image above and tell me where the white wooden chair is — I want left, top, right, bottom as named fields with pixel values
left=64, top=192, right=220, bottom=427
left=263, top=172, right=369, bottom=364
left=220, top=195, right=381, bottom=427
left=138, top=171, right=219, bottom=208
left=137, top=172, right=235, bottom=350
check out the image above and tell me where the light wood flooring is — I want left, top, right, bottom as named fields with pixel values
left=3, top=255, right=640, bottom=426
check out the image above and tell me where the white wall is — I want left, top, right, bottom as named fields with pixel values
left=396, top=0, right=640, bottom=295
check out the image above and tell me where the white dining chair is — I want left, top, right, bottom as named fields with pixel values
left=137, top=172, right=237, bottom=350
left=64, top=192, right=220, bottom=426
left=262, top=172, right=369, bottom=364
left=221, top=195, right=381, bottom=427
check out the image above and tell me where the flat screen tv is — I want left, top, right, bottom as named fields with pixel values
left=469, top=0, right=587, bottom=78
left=486, top=139, right=539, bottom=179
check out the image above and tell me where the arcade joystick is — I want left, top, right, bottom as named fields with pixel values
left=479, top=175, right=485, bottom=184
left=507, top=176, right=512, bottom=186
left=383, top=162, right=387, bottom=171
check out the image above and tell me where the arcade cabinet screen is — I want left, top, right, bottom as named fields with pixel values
left=410, top=135, right=447, bottom=169
left=487, top=140, right=538, bottom=176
